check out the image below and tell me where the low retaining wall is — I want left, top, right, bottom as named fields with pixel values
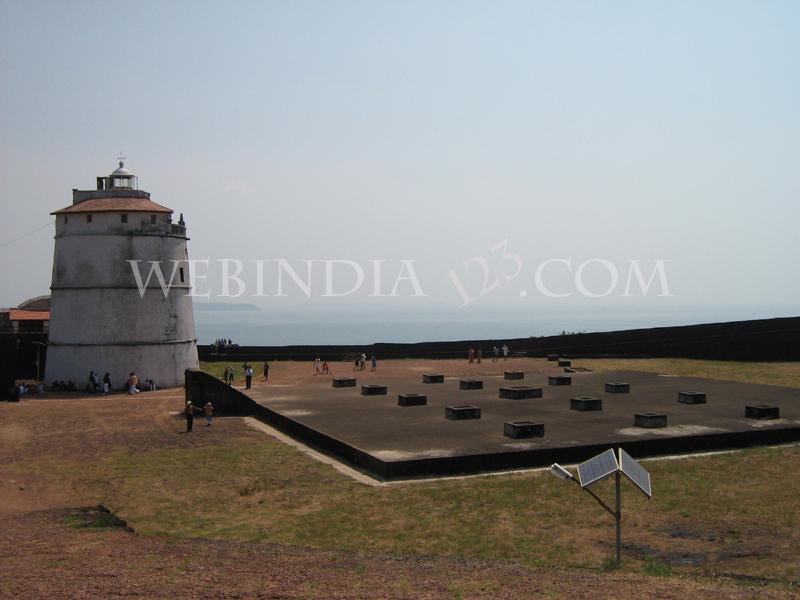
left=250, top=403, right=386, bottom=475
left=184, top=369, right=254, bottom=415
left=184, top=368, right=384, bottom=473
left=372, top=426, right=800, bottom=479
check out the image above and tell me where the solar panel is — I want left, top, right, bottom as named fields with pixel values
left=577, top=448, right=619, bottom=488
left=618, top=448, right=652, bottom=498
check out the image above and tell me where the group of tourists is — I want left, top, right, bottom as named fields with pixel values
left=14, top=382, right=45, bottom=398
left=184, top=400, right=214, bottom=432
left=467, top=347, right=483, bottom=363
left=213, top=338, right=239, bottom=353
left=313, top=357, right=330, bottom=375
left=222, top=363, right=266, bottom=388
left=467, top=344, right=510, bottom=363
left=85, top=370, right=113, bottom=393
left=125, top=372, right=157, bottom=394
left=311, top=353, right=379, bottom=374
left=48, top=370, right=156, bottom=394
left=352, top=353, right=377, bottom=371
left=87, top=371, right=101, bottom=391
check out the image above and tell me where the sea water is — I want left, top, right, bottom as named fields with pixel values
left=193, top=304, right=799, bottom=346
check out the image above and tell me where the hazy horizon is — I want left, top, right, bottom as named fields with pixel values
left=192, top=302, right=800, bottom=346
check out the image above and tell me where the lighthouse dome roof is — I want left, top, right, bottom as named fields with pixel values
left=110, top=161, right=133, bottom=177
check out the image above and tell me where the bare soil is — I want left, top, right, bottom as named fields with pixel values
left=2, top=508, right=791, bottom=599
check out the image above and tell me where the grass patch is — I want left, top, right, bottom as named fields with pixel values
left=643, top=557, right=673, bottom=577
left=602, top=557, right=622, bottom=572
left=69, top=432, right=800, bottom=589
left=199, top=361, right=233, bottom=381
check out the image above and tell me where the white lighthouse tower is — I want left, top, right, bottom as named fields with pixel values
left=45, top=160, right=198, bottom=389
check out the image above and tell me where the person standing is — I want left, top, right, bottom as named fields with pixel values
left=360, top=353, right=367, bottom=371
left=476, top=347, right=482, bottom=364
left=502, top=344, right=509, bottom=360
left=314, top=357, right=321, bottom=375
left=468, top=348, right=475, bottom=363
left=184, top=401, right=197, bottom=432
left=493, top=345, right=499, bottom=362
left=223, top=366, right=230, bottom=385
left=371, top=355, right=377, bottom=371
left=102, top=372, right=111, bottom=393
left=245, top=365, right=253, bottom=389
left=228, top=366, right=236, bottom=386
left=203, top=402, right=213, bottom=426
left=128, top=372, right=140, bottom=394
left=263, top=361, right=270, bottom=381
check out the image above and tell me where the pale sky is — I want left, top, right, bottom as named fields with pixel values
left=1, top=1, right=799, bottom=311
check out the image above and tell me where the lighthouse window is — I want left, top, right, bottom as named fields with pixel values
left=179, top=267, right=185, bottom=283
left=150, top=214, right=157, bottom=224
left=120, top=213, right=128, bottom=223
left=86, top=214, right=92, bottom=223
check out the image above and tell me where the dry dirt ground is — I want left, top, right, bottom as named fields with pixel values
left=0, top=359, right=795, bottom=599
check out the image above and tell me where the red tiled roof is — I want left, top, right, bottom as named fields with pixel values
left=51, top=197, right=172, bottom=215
left=9, top=309, right=50, bottom=321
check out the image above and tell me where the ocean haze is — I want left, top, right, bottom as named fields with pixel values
left=193, top=303, right=800, bottom=346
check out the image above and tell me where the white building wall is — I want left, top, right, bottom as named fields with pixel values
left=52, top=233, right=189, bottom=288
left=45, top=340, right=196, bottom=389
left=48, top=288, right=196, bottom=344
left=46, top=208, right=198, bottom=388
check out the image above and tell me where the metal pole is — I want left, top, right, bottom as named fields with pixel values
left=615, top=470, right=622, bottom=564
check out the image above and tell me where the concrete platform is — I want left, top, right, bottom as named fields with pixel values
left=244, top=370, right=800, bottom=480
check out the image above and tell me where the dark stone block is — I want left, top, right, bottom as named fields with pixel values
left=605, top=382, right=630, bottom=393
left=558, top=359, right=572, bottom=367
left=499, top=386, right=543, bottom=400
left=504, top=370, right=524, bottom=380
left=459, top=379, right=483, bottom=390
left=332, top=378, right=356, bottom=388
left=678, top=391, right=706, bottom=404
left=548, top=375, right=572, bottom=386
left=361, top=384, right=388, bottom=396
left=547, top=354, right=559, bottom=362
left=745, top=405, right=780, bottom=420
left=423, top=373, right=445, bottom=384
left=398, top=393, right=427, bottom=407
left=635, top=412, right=667, bottom=428
left=445, top=405, right=481, bottom=420
left=570, top=397, right=602, bottom=411
left=503, top=421, right=545, bottom=439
